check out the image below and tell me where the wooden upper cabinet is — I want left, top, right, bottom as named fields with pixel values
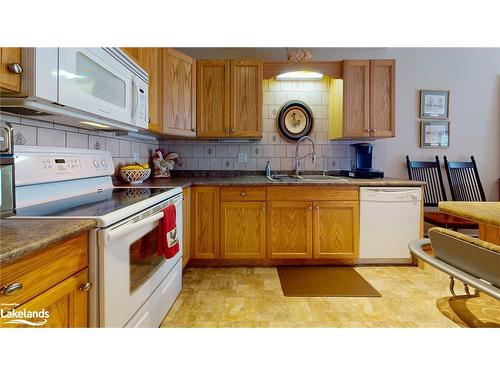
left=230, top=60, right=263, bottom=137
left=343, top=60, right=370, bottom=138
left=330, top=59, right=395, bottom=140
left=267, top=202, right=313, bottom=259
left=163, top=48, right=196, bottom=137
left=191, top=186, right=220, bottom=259
left=312, top=201, right=359, bottom=259
left=369, top=60, right=395, bottom=138
left=220, top=201, right=266, bottom=259
left=141, top=48, right=162, bottom=133
left=0, top=48, right=22, bottom=93
left=197, top=59, right=263, bottom=138
left=197, top=60, right=230, bottom=137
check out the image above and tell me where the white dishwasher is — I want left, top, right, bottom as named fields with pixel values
left=359, top=187, right=422, bottom=264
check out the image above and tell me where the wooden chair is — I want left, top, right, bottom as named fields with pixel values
left=406, top=155, right=478, bottom=230
left=444, top=156, right=486, bottom=202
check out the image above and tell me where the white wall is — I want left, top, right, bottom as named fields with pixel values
left=180, top=48, right=500, bottom=200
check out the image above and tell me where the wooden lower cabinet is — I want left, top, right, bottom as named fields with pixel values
left=267, top=202, right=313, bottom=259
left=1, top=269, right=89, bottom=328
left=191, top=186, right=220, bottom=259
left=220, top=201, right=266, bottom=259
left=182, top=187, right=191, bottom=268
left=313, top=201, right=359, bottom=258
left=0, top=232, right=90, bottom=328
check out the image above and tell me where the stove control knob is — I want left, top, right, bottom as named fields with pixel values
left=101, top=159, right=106, bottom=166
left=93, top=159, right=99, bottom=168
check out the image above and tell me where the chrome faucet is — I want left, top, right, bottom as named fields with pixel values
left=294, top=136, right=317, bottom=176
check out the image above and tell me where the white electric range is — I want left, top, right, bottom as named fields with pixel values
left=12, top=146, right=183, bottom=328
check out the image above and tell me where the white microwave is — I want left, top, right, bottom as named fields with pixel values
left=0, top=48, right=148, bottom=131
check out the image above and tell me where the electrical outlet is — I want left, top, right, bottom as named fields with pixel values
left=237, top=153, right=248, bottom=163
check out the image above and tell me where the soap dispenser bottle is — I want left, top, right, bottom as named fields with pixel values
left=265, top=161, right=272, bottom=177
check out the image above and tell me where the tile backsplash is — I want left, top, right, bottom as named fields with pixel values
left=161, top=78, right=352, bottom=172
left=2, top=77, right=352, bottom=175
left=0, top=113, right=159, bottom=175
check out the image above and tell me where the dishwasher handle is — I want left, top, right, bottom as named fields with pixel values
left=360, top=188, right=421, bottom=202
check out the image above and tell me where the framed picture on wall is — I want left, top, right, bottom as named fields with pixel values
left=419, top=90, right=449, bottom=119
left=420, top=120, right=450, bottom=148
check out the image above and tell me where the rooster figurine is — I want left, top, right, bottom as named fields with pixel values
left=152, top=148, right=181, bottom=178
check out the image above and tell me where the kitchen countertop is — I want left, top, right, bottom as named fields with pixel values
left=438, top=202, right=500, bottom=227
left=115, top=175, right=425, bottom=189
left=0, top=219, right=96, bottom=266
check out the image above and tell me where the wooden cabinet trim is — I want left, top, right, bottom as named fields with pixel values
left=182, top=187, right=191, bottom=268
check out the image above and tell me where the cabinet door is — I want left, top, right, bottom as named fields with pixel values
left=313, top=201, right=359, bottom=258
left=196, top=60, right=230, bottom=137
left=343, top=60, right=370, bottom=138
left=141, top=48, right=162, bottom=133
left=0, top=269, right=89, bottom=328
left=220, top=201, right=266, bottom=259
left=0, top=48, right=22, bottom=93
left=369, top=60, right=395, bottom=138
left=163, top=48, right=196, bottom=137
left=182, top=187, right=191, bottom=268
left=191, top=186, right=220, bottom=259
left=230, top=60, right=263, bottom=138
left=267, top=202, right=312, bottom=259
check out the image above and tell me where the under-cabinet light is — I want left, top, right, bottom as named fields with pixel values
left=275, top=71, right=324, bottom=80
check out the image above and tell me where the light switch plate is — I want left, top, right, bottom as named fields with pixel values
left=237, top=153, right=248, bottom=163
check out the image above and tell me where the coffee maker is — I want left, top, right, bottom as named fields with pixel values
left=340, top=143, right=384, bottom=179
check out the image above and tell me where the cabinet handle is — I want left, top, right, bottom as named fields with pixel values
left=8, top=63, right=23, bottom=74
left=308, top=206, right=313, bottom=210
left=1, top=282, right=23, bottom=296
left=364, top=129, right=370, bottom=133
left=240, top=191, right=246, bottom=196
left=191, top=128, right=196, bottom=132
left=80, top=282, right=92, bottom=292
left=225, top=128, right=230, bottom=133
left=262, top=206, right=266, bottom=211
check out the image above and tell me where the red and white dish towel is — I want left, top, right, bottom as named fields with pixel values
left=157, top=204, right=179, bottom=259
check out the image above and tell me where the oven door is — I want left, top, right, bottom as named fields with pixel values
left=58, top=48, right=132, bottom=124
left=98, top=194, right=182, bottom=327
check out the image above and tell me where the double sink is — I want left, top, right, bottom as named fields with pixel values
left=266, top=174, right=349, bottom=183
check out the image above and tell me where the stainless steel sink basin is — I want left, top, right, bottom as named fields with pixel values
left=266, top=174, right=348, bottom=182
left=293, top=174, right=349, bottom=182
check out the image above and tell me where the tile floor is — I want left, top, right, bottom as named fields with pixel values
left=161, top=266, right=460, bottom=328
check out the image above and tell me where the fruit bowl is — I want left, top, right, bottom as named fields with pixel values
left=120, top=168, right=151, bottom=184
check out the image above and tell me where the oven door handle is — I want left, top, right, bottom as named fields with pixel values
left=107, top=211, right=164, bottom=242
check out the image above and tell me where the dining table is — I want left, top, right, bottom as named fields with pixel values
left=438, top=202, right=500, bottom=245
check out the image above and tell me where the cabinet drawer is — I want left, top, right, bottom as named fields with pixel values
left=0, top=232, right=88, bottom=309
left=220, top=186, right=266, bottom=201
left=266, top=186, right=358, bottom=201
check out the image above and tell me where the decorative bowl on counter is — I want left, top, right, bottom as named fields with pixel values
left=120, top=168, right=151, bottom=184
